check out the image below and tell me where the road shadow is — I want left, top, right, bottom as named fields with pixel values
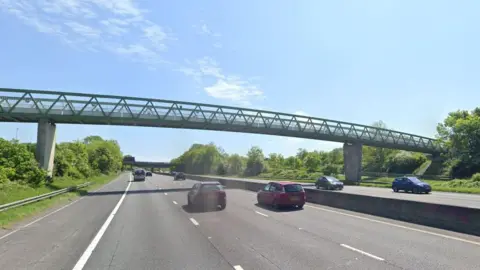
left=181, top=204, right=224, bottom=213
left=83, top=188, right=192, bottom=197
left=254, top=203, right=304, bottom=213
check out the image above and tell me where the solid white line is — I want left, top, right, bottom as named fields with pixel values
left=233, top=266, right=244, bottom=270
left=189, top=218, right=199, bottom=226
left=305, top=205, right=480, bottom=246
left=72, top=181, right=132, bottom=270
left=172, top=201, right=178, bottom=205
left=0, top=199, right=80, bottom=241
left=0, top=175, right=125, bottom=241
left=255, top=211, right=269, bottom=217
left=341, top=244, right=384, bottom=261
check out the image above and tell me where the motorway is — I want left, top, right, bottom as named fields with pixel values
left=0, top=173, right=479, bottom=270
left=208, top=176, right=480, bottom=209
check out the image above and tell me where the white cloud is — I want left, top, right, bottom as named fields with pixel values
left=194, top=22, right=220, bottom=37
left=201, top=24, right=211, bottom=35
left=178, top=57, right=265, bottom=105
left=65, top=21, right=101, bottom=38
left=101, top=18, right=128, bottom=35
left=0, top=0, right=174, bottom=66
left=205, top=79, right=263, bottom=105
left=193, top=21, right=222, bottom=49
left=197, top=57, right=224, bottom=78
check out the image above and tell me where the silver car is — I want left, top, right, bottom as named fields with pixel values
left=133, top=169, right=146, bottom=181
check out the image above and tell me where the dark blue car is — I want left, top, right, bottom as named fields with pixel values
left=392, top=176, right=431, bottom=194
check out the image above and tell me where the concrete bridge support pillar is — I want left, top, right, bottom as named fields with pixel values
left=36, top=119, right=56, bottom=177
left=343, top=142, right=362, bottom=184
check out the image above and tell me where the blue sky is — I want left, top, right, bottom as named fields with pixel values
left=1, top=0, right=479, bottom=162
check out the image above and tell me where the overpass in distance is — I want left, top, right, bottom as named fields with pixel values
left=123, top=157, right=174, bottom=170
left=0, top=88, right=444, bottom=182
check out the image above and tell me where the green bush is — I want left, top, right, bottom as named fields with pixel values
left=471, top=173, right=480, bottom=182
left=0, top=138, right=47, bottom=186
left=0, top=167, right=14, bottom=184
left=1, top=136, right=123, bottom=188
left=440, top=173, right=480, bottom=189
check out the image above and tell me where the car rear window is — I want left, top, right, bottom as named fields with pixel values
left=284, top=184, right=303, bottom=192
left=135, top=170, right=145, bottom=175
left=201, top=184, right=223, bottom=191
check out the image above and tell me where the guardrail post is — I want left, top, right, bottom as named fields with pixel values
left=36, top=119, right=57, bottom=177
left=343, top=142, right=362, bottom=184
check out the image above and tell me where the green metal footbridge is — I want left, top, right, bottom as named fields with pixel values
left=0, top=88, right=442, bottom=154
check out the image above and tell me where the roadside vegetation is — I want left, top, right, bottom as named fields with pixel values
left=0, top=136, right=123, bottom=227
left=171, top=107, right=480, bottom=194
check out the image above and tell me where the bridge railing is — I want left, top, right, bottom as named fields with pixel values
left=0, top=88, right=443, bottom=153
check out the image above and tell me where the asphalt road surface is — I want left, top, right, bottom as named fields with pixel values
left=208, top=176, right=480, bottom=209
left=0, top=173, right=479, bottom=270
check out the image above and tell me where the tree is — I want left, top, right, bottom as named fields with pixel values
left=170, top=143, right=225, bottom=174
left=83, top=136, right=104, bottom=144
left=267, top=153, right=284, bottom=169
left=296, top=148, right=308, bottom=161
left=362, top=121, right=398, bottom=172
left=304, top=152, right=321, bottom=172
left=437, top=108, right=480, bottom=178
left=0, top=138, right=46, bottom=186
left=327, top=148, right=343, bottom=164
left=245, top=146, right=264, bottom=176
left=227, top=154, right=244, bottom=175
left=86, top=139, right=122, bottom=174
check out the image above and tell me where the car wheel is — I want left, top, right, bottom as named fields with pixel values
left=298, top=204, right=304, bottom=209
left=393, top=187, right=399, bottom=192
left=315, top=185, right=320, bottom=189
left=413, top=188, right=419, bottom=194
left=219, top=203, right=226, bottom=210
left=187, top=197, right=192, bottom=206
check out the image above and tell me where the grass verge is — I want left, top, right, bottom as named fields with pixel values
left=0, top=173, right=120, bottom=229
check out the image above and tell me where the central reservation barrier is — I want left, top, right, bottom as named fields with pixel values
left=183, top=174, right=480, bottom=237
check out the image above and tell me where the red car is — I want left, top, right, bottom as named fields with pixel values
left=257, top=181, right=306, bottom=209
left=187, top=181, right=226, bottom=210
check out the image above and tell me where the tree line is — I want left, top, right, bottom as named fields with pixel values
left=171, top=107, right=480, bottom=180
left=0, top=135, right=123, bottom=187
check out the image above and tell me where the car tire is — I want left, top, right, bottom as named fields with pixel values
left=393, top=187, right=399, bottom=192
left=298, top=204, right=304, bottom=209
left=413, top=187, right=419, bottom=194
left=219, top=203, right=226, bottom=210
left=187, top=197, right=192, bottom=206
left=316, top=185, right=320, bottom=189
